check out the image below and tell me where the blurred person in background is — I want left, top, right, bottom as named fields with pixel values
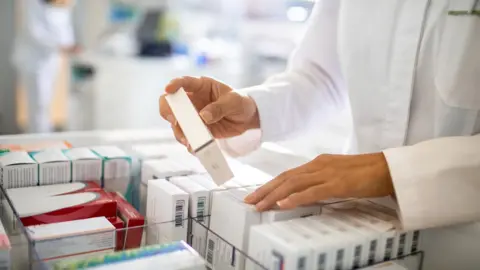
left=160, top=0, right=480, bottom=234
left=13, top=0, right=79, bottom=133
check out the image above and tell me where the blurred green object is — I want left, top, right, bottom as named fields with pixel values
left=71, top=63, right=95, bottom=82
left=109, top=0, right=138, bottom=23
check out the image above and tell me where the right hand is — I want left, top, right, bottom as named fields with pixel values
left=61, top=45, right=81, bottom=55
left=159, top=76, right=260, bottom=148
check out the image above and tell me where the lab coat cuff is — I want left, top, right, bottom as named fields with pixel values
left=237, top=86, right=285, bottom=142
left=383, top=146, right=425, bottom=231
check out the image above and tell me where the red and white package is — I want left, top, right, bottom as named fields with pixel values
left=107, top=217, right=126, bottom=251
left=6, top=181, right=102, bottom=199
left=108, top=192, right=145, bottom=250
left=7, top=189, right=117, bottom=229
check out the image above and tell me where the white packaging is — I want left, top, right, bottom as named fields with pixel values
left=360, top=261, right=408, bottom=270
left=0, top=220, right=11, bottom=270
left=27, top=217, right=115, bottom=262
left=230, top=163, right=271, bottom=187
left=64, top=148, right=102, bottom=182
left=165, top=88, right=234, bottom=185
left=146, top=179, right=189, bottom=245
left=170, top=176, right=210, bottom=257
left=0, top=151, right=38, bottom=189
left=142, top=159, right=195, bottom=185
left=90, top=146, right=131, bottom=180
left=30, top=150, right=71, bottom=185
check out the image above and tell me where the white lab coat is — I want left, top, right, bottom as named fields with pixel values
left=13, top=0, right=75, bottom=133
left=221, top=0, right=480, bottom=268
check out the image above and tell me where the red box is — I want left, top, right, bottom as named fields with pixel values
left=108, top=192, right=144, bottom=250
left=107, top=217, right=126, bottom=251
left=17, top=190, right=117, bottom=227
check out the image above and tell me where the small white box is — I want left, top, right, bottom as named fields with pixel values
left=170, top=176, right=210, bottom=257
left=30, top=150, right=71, bottom=185
left=0, top=220, right=11, bottom=270
left=64, top=148, right=102, bottom=182
left=146, top=179, right=189, bottom=245
left=141, top=159, right=195, bottom=185
left=165, top=88, right=234, bottom=185
left=27, top=217, right=115, bottom=263
left=0, top=151, right=38, bottom=189
left=90, top=146, right=131, bottom=180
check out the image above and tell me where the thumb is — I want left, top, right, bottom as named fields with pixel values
left=199, top=94, right=236, bottom=124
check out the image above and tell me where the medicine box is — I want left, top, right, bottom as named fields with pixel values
left=64, top=148, right=102, bottom=182
left=27, top=217, right=115, bottom=263
left=107, top=217, right=126, bottom=251
left=90, top=146, right=131, bottom=181
left=30, top=149, right=71, bottom=185
left=165, top=88, right=234, bottom=185
left=0, top=151, right=38, bottom=189
left=109, top=192, right=145, bottom=250
left=6, top=181, right=101, bottom=198
left=146, top=179, right=189, bottom=245
left=141, top=159, right=195, bottom=185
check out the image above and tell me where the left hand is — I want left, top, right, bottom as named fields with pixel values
left=244, top=153, right=395, bottom=211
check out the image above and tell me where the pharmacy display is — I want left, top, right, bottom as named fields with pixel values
left=0, top=137, right=422, bottom=270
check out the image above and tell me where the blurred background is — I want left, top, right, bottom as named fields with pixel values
left=0, top=0, right=351, bottom=157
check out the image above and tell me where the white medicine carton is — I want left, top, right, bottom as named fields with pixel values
left=30, top=149, right=71, bottom=185
left=141, top=159, right=196, bottom=185
left=0, top=151, right=38, bottom=189
left=90, top=146, right=131, bottom=181
left=64, top=148, right=102, bottom=182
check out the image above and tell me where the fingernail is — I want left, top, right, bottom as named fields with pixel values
left=244, top=194, right=255, bottom=204
left=200, top=111, right=213, bottom=123
left=166, top=115, right=174, bottom=123
left=277, top=199, right=292, bottom=209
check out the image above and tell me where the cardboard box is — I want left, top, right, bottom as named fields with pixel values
left=27, top=217, right=115, bottom=263
left=30, top=149, right=71, bottom=185
left=146, top=180, right=189, bottom=245
left=53, top=242, right=205, bottom=270
left=165, top=88, right=234, bottom=185
left=107, top=217, right=125, bottom=251
left=0, top=151, right=38, bottom=189
left=141, top=159, right=195, bottom=185
left=6, top=181, right=101, bottom=198
left=6, top=189, right=117, bottom=231
left=0, top=141, right=72, bottom=152
left=90, top=146, right=131, bottom=181
left=109, top=192, right=145, bottom=250
left=64, top=148, right=102, bottom=182
left=170, top=176, right=210, bottom=257
left=0, top=220, right=10, bottom=270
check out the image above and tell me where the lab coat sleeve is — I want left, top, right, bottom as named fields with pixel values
left=239, top=0, right=347, bottom=142
left=383, top=134, right=480, bottom=231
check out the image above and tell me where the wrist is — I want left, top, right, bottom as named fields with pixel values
left=244, top=96, right=261, bottom=130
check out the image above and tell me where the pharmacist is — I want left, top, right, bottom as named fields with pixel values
left=160, top=1, right=480, bottom=232
left=12, top=0, right=79, bottom=133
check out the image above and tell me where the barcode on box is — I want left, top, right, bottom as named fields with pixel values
left=353, top=245, right=362, bottom=269
left=412, top=231, right=420, bottom=252
left=175, top=200, right=185, bottom=227
left=197, top=196, right=206, bottom=223
left=298, top=257, right=307, bottom=270
left=384, top=237, right=394, bottom=261
left=398, top=233, right=406, bottom=257
left=207, top=239, right=215, bottom=265
left=317, top=253, right=327, bottom=270
left=368, top=240, right=377, bottom=265
left=335, top=249, right=344, bottom=270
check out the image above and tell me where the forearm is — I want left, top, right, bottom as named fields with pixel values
left=384, top=134, right=480, bottom=231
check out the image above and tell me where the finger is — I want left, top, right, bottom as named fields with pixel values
left=159, top=94, right=175, bottom=123
left=277, top=184, right=334, bottom=210
left=199, top=94, right=239, bottom=124
left=172, top=122, right=187, bottom=146
left=165, top=76, right=204, bottom=94
left=254, top=173, right=322, bottom=212
left=244, top=169, right=300, bottom=205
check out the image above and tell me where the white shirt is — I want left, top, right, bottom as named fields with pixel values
left=223, top=0, right=480, bottom=232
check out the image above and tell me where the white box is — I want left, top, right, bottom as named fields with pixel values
left=170, top=176, right=210, bottom=257
left=64, top=148, right=102, bottom=182
left=27, top=217, right=115, bottom=262
left=165, top=88, right=234, bottom=185
left=0, top=220, right=11, bottom=270
left=90, top=146, right=131, bottom=180
left=146, top=179, right=189, bottom=245
left=30, top=150, right=71, bottom=185
left=141, top=159, right=195, bottom=185
left=0, top=151, right=38, bottom=189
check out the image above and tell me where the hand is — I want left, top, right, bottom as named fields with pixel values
left=62, top=45, right=81, bottom=55
left=159, top=76, right=260, bottom=148
left=244, top=153, right=395, bottom=211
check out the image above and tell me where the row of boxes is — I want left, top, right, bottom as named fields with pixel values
left=248, top=200, right=420, bottom=270
left=0, top=146, right=131, bottom=189
left=2, top=181, right=145, bottom=266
